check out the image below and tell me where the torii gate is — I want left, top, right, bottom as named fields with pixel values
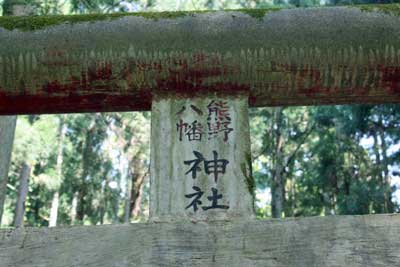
left=1, top=4, right=400, bottom=266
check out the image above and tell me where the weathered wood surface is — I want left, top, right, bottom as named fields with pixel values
left=0, top=5, right=400, bottom=114
left=0, top=116, right=17, bottom=225
left=0, top=214, right=399, bottom=266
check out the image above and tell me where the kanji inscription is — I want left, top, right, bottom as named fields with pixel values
left=150, top=95, right=255, bottom=222
left=176, top=100, right=233, bottom=143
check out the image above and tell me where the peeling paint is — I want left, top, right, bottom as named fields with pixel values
left=0, top=8, right=282, bottom=32
left=1, top=5, right=400, bottom=114
left=380, top=65, right=400, bottom=94
left=1, top=47, right=400, bottom=114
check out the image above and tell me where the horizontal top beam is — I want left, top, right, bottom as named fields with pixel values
left=0, top=4, right=400, bottom=114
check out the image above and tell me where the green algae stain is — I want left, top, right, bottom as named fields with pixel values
left=0, top=11, right=198, bottom=32
left=0, top=13, right=121, bottom=31
left=239, top=8, right=281, bottom=20
left=1, top=4, right=398, bottom=32
left=241, top=152, right=255, bottom=197
left=354, top=3, right=400, bottom=17
left=0, top=7, right=283, bottom=32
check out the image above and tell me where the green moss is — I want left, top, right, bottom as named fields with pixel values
left=0, top=10, right=207, bottom=31
left=353, top=3, right=400, bottom=17
left=1, top=4, right=398, bottom=32
left=241, top=152, right=255, bottom=196
left=136, top=10, right=205, bottom=20
left=239, top=8, right=281, bottom=20
left=0, top=7, right=284, bottom=32
left=0, top=14, right=111, bottom=31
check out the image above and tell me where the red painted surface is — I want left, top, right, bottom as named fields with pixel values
left=0, top=93, right=152, bottom=114
left=1, top=53, right=400, bottom=114
left=154, top=54, right=249, bottom=97
left=380, top=65, right=400, bottom=94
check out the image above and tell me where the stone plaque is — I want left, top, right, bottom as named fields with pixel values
left=150, top=95, right=254, bottom=222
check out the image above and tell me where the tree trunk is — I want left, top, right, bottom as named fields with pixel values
left=49, top=115, right=65, bottom=227
left=287, top=175, right=296, bottom=217
left=70, top=192, right=78, bottom=225
left=372, top=129, right=385, bottom=213
left=99, top=173, right=110, bottom=225
left=76, top=126, right=94, bottom=224
left=129, top=159, right=146, bottom=219
left=13, top=162, right=30, bottom=227
left=49, top=191, right=59, bottom=227
left=113, top=191, right=120, bottom=224
left=123, top=173, right=132, bottom=223
left=323, top=192, right=333, bottom=216
left=0, top=116, right=17, bottom=225
left=130, top=173, right=146, bottom=219
left=378, top=126, right=393, bottom=213
left=99, top=186, right=105, bottom=225
left=76, top=188, right=86, bottom=223
left=271, top=107, right=285, bottom=219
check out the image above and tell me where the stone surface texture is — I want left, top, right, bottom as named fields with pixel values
left=150, top=95, right=254, bottom=222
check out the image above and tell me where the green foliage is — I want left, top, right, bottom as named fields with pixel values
left=2, top=0, right=40, bottom=15
left=0, top=7, right=286, bottom=31
left=13, top=116, right=58, bottom=166
left=251, top=104, right=400, bottom=218
left=355, top=3, right=400, bottom=17
left=238, top=7, right=281, bottom=20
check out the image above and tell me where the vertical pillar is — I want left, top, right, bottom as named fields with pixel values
left=150, top=94, right=254, bottom=222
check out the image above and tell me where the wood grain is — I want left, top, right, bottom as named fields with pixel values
left=0, top=214, right=399, bottom=266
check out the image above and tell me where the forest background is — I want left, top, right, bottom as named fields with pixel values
left=0, top=0, right=399, bottom=227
